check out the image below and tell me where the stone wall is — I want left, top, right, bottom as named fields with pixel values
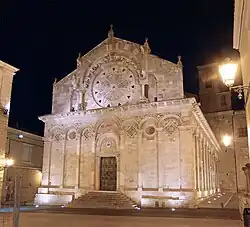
left=36, top=98, right=221, bottom=207
left=52, top=37, right=184, bottom=114
left=205, top=110, right=249, bottom=192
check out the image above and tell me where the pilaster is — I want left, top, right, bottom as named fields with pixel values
left=119, top=132, right=125, bottom=191
left=75, top=136, right=81, bottom=189
left=60, top=139, right=66, bottom=187
left=137, top=130, right=143, bottom=189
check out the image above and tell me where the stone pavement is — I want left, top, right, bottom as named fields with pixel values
left=197, top=192, right=238, bottom=209
left=18, top=213, right=241, bottom=227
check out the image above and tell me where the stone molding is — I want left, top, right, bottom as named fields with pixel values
left=40, top=97, right=220, bottom=152
left=40, top=98, right=193, bottom=122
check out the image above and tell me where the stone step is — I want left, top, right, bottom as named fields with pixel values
left=70, top=191, right=139, bottom=209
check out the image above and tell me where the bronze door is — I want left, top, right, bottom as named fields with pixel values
left=100, top=157, right=117, bottom=191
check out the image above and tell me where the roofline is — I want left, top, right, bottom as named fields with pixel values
left=54, top=36, right=178, bottom=87
left=7, top=127, right=43, bottom=140
left=0, top=60, right=19, bottom=74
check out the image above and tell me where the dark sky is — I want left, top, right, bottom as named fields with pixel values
left=0, top=0, right=234, bottom=136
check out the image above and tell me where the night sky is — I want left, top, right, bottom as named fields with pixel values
left=0, top=0, right=234, bottom=136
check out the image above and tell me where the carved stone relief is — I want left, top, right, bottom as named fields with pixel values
left=159, top=116, right=181, bottom=136
left=81, top=127, right=93, bottom=140
left=121, top=119, right=138, bottom=138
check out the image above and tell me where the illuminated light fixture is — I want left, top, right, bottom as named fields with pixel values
left=219, top=58, right=238, bottom=87
left=208, top=201, right=212, bottom=204
left=3, top=102, right=10, bottom=116
left=18, top=134, right=24, bottom=139
left=171, top=208, right=176, bottom=211
left=5, top=158, right=14, bottom=167
left=222, top=134, right=232, bottom=147
left=35, top=205, right=39, bottom=208
left=219, top=58, right=250, bottom=99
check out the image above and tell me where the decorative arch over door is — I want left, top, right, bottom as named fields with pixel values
left=95, top=132, right=119, bottom=191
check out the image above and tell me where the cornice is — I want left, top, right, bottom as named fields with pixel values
left=0, top=60, right=19, bottom=74
left=39, top=98, right=195, bottom=122
left=191, top=102, right=222, bottom=153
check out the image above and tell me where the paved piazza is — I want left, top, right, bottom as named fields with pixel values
left=18, top=213, right=241, bottom=227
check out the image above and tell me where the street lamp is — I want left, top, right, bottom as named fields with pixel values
left=219, top=58, right=249, bottom=99
left=0, top=158, right=14, bottom=170
left=222, top=134, right=232, bottom=148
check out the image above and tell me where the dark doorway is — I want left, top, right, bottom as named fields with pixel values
left=99, top=157, right=117, bottom=191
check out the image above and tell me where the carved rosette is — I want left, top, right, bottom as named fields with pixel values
left=67, top=130, right=77, bottom=140
left=84, top=52, right=141, bottom=108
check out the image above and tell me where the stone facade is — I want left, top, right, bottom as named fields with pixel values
left=0, top=61, right=18, bottom=205
left=2, top=127, right=43, bottom=205
left=35, top=30, right=222, bottom=208
left=198, top=63, right=249, bottom=192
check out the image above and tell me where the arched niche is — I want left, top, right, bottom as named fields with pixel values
left=95, top=118, right=121, bottom=136
left=96, top=132, right=120, bottom=156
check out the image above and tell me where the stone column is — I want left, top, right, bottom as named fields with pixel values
left=194, top=133, right=198, bottom=191
left=196, top=135, right=201, bottom=192
left=207, top=146, right=211, bottom=193
left=200, top=137, right=205, bottom=192
left=206, top=144, right=209, bottom=192
left=203, top=139, right=207, bottom=192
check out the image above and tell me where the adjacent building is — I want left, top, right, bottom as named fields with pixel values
left=198, top=62, right=249, bottom=192
left=3, top=127, right=43, bottom=205
left=0, top=61, right=19, bottom=205
left=234, top=0, right=250, bottom=149
left=35, top=28, right=222, bottom=208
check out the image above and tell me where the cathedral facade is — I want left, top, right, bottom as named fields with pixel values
left=35, top=28, right=222, bottom=208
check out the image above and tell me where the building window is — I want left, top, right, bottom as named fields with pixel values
left=238, top=127, right=248, bottom=137
left=22, top=143, right=32, bottom=163
left=220, top=95, right=227, bottom=106
left=205, top=80, right=212, bottom=88
left=144, top=84, right=149, bottom=98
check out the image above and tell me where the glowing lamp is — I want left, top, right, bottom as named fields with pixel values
left=5, top=158, right=14, bottom=167
left=222, top=135, right=232, bottom=147
left=219, top=58, right=238, bottom=87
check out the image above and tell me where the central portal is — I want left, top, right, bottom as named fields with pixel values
left=99, top=157, right=117, bottom=191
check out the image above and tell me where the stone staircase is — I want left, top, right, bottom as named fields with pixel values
left=70, top=191, right=140, bottom=209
